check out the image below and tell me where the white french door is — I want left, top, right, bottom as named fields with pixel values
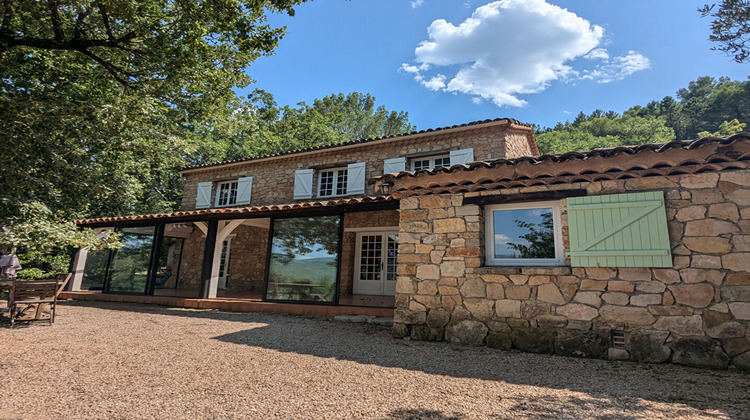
left=353, top=232, right=398, bottom=295
left=217, top=237, right=233, bottom=289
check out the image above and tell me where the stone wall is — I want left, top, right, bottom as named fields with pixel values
left=225, top=224, right=269, bottom=292
left=340, top=210, right=400, bottom=295
left=177, top=229, right=205, bottom=290
left=176, top=224, right=269, bottom=293
left=393, top=170, right=750, bottom=369
left=180, top=125, right=535, bottom=210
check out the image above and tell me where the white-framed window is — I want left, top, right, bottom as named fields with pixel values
left=411, top=155, right=451, bottom=171
left=318, top=167, right=348, bottom=197
left=484, top=200, right=564, bottom=266
left=215, top=180, right=239, bottom=207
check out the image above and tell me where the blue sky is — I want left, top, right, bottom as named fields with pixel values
left=244, top=0, right=748, bottom=131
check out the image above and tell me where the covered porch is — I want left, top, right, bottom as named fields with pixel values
left=66, top=197, right=399, bottom=315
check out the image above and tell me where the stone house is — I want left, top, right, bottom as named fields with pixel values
left=68, top=119, right=750, bottom=369
left=374, top=133, right=750, bottom=370
left=70, top=119, right=536, bottom=310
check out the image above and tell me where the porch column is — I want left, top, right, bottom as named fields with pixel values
left=68, top=247, right=88, bottom=291
left=200, top=219, right=247, bottom=299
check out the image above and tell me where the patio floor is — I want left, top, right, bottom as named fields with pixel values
left=60, top=290, right=394, bottom=317
left=1, top=301, right=748, bottom=419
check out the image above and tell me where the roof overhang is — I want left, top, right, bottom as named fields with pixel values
left=76, top=196, right=398, bottom=228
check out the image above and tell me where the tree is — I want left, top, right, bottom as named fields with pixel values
left=273, top=92, right=416, bottom=151
left=196, top=91, right=417, bottom=163
left=700, top=1, right=750, bottom=63
left=507, top=212, right=555, bottom=259
left=536, top=115, right=675, bottom=154
left=697, top=118, right=747, bottom=137
left=0, top=1, right=306, bottom=87
left=0, top=1, right=309, bottom=277
left=1, top=0, right=309, bottom=222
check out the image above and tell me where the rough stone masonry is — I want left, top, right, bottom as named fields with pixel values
left=392, top=161, right=750, bottom=370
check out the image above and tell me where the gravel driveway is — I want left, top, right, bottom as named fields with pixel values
left=1, top=301, right=748, bottom=419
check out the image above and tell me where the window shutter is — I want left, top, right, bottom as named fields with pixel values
left=450, top=148, right=474, bottom=165
left=235, top=176, right=253, bottom=205
left=195, top=182, right=212, bottom=209
left=383, top=157, right=406, bottom=174
left=347, top=162, right=366, bottom=195
left=566, top=192, right=672, bottom=267
left=293, top=169, right=314, bottom=199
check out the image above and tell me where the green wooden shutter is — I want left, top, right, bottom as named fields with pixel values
left=566, top=191, right=672, bottom=267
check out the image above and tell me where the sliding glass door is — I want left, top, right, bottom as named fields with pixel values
left=265, top=215, right=341, bottom=303
left=105, top=226, right=155, bottom=293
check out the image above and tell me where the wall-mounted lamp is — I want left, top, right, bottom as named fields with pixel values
left=377, top=180, right=394, bottom=196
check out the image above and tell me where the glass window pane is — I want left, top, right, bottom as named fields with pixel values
left=106, top=226, right=155, bottom=293
left=81, top=248, right=110, bottom=291
left=154, top=236, right=184, bottom=290
left=492, top=208, right=555, bottom=259
left=266, top=215, right=340, bottom=303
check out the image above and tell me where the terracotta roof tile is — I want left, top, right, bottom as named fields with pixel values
left=75, top=196, right=395, bottom=227
left=379, top=133, right=750, bottom=197
left=180, top=118, right=533, bottom=172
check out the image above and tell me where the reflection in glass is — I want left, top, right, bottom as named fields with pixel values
left=265, top=216, right=340, bottom=303
left=493, top=208, right=555, bottom=259
left=81, top=248, right=110, bottom=290
left=106, top=226, right=155, bottom=293
left=154, top=236, right=184, bottom=290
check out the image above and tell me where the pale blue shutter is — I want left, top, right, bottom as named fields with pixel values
left=566, top=192, right=672, bottom=267
left=347, top=162, right=366, bottom=195
left=449, top=148, right=474, bottom=165
left=195, top=182, right=212, bottom=209
left=235, top=177, right=253, bottom=205
left=293, top=169, right=314, bottom=199
left=383, top=157, right=406, bottom=174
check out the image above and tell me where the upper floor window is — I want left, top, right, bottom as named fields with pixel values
left=411, top=155, right=450, bottom=171
left=294, top=163, right=365, bottom=200
left=318, top=167, right=348, bottom=197
left=484, top=201, right=564, bottom=266
left=195, top=177, right=253, bottom=209
left=216, top=180, right=239, bottom=206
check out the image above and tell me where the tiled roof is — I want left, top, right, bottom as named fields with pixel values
left=180, top=118, right=533, bottom=172
left=377, top=133, right=750, bottom=197
left=75, top=196, right=396, bottom=227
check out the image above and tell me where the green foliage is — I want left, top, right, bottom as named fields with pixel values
left=196, top=91, right=417, bottom=163
left=537, top=76, right=750, bottom=154
left=0, top=201, right=121, bottom=254
left=536, top=115, right=675, bottom=154
left=507, top=212, right=555, bottom=259
left=271, top=216, right=340, bottom=264
left=700, top=1, right=750, bottom=63
left=698, top=118, right=747, bottom=137
left=16, top=252, right=71, bottom=279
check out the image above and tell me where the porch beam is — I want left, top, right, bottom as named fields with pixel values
left=193, top=221, right=208, bottom=236
left=217, top=219, right=244, bottom=243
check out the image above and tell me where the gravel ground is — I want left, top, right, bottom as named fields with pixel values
left=1, top=302, right=748, bottom=420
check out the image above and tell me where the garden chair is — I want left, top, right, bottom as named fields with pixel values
left=7, top=280, right=60, bottom=328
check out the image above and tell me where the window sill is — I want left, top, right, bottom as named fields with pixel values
left=474, top=266, right=572, bottom=276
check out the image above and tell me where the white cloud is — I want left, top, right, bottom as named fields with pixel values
left=401, top=0, right=649, bottom=107
left=584, top=48, right=610, bottom=60
left=494, top=233, right=511, bottom=245
left=422, top=74, right=447, bottom=90
left=411, top=0, right=424, bottom=8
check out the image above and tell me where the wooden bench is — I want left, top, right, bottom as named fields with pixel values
left=6, top=280, right=61, bottom=328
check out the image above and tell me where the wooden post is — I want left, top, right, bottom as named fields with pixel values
left=200, top=219, right=219, bottom=299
